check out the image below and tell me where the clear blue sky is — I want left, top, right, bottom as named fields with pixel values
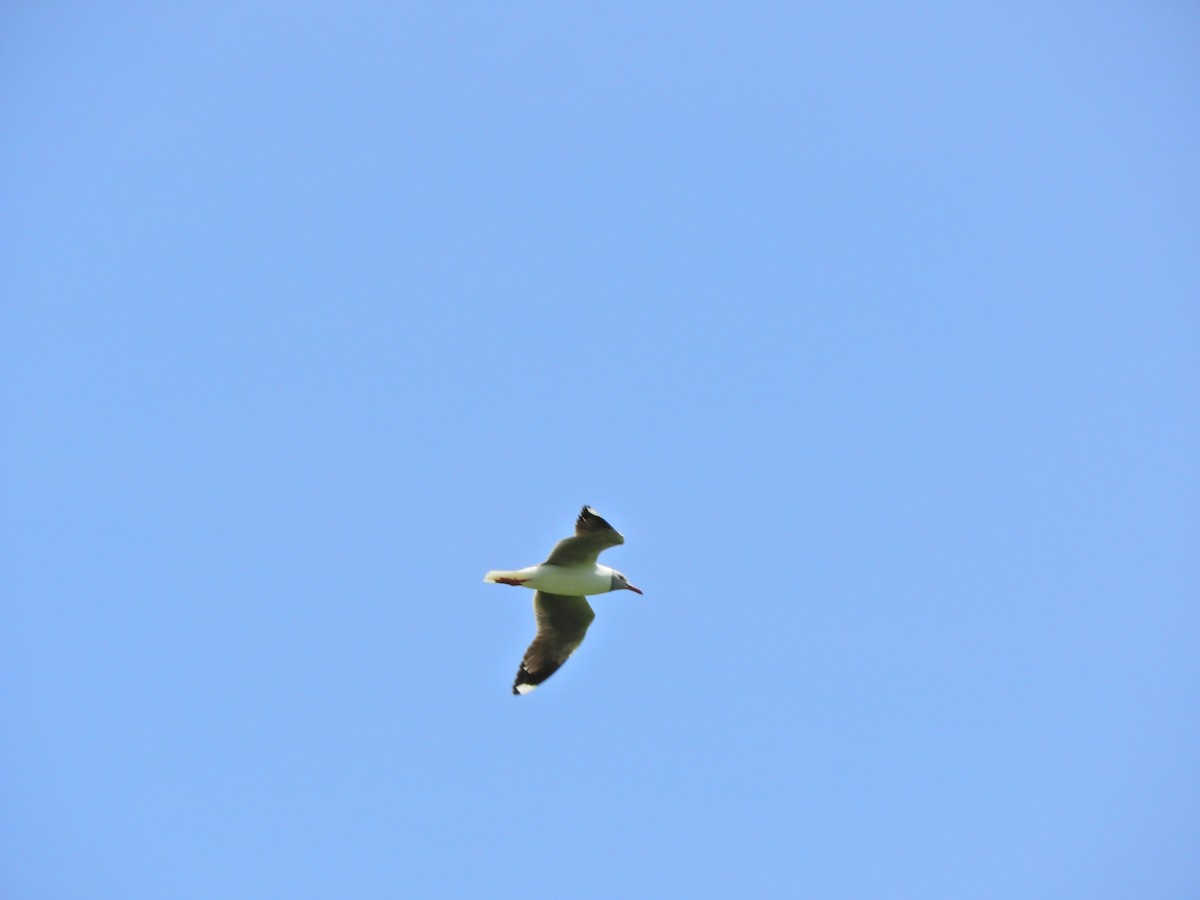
left=2, top=3, right=1197, bottom=898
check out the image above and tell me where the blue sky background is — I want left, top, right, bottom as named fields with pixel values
left=2, top=3, right=1197, bottom=898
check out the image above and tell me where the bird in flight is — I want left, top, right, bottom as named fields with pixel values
left=484, top=506, right=643, bottom=695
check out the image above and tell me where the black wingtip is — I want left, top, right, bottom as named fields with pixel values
left=577, top=505, right=615, bottom=532
left=512, top=663, right=546, bottom=695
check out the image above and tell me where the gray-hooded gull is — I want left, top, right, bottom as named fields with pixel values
left=484, top=506, right=643, bottom=695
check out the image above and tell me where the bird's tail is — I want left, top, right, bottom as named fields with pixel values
left=483, top=569, right=524, bottom=584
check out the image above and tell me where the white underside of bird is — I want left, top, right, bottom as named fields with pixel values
left=483, top=563, right=641, bottom=597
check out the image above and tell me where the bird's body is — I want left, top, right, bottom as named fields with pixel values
left=483, top=563, right=626, bottom=596
left=483, top=506, right=642, bottom=695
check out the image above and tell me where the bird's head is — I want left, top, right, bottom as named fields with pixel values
left=610, top=570, right=643, bottom=595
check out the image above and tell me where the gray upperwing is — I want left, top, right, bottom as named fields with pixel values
left=512, top=592, right=596, bottom=695
left=541, top=505, right=625, bottom=566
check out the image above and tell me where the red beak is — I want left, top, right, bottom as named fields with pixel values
left=626, top=584, right=644, bottom=595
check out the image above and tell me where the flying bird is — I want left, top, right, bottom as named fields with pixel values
left=484, top=506, right=643, bottom=695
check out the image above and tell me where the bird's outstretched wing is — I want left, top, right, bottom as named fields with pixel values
left=512, top=592, right=596, bottom=695
left=541, top=506, right=625, bottom=567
